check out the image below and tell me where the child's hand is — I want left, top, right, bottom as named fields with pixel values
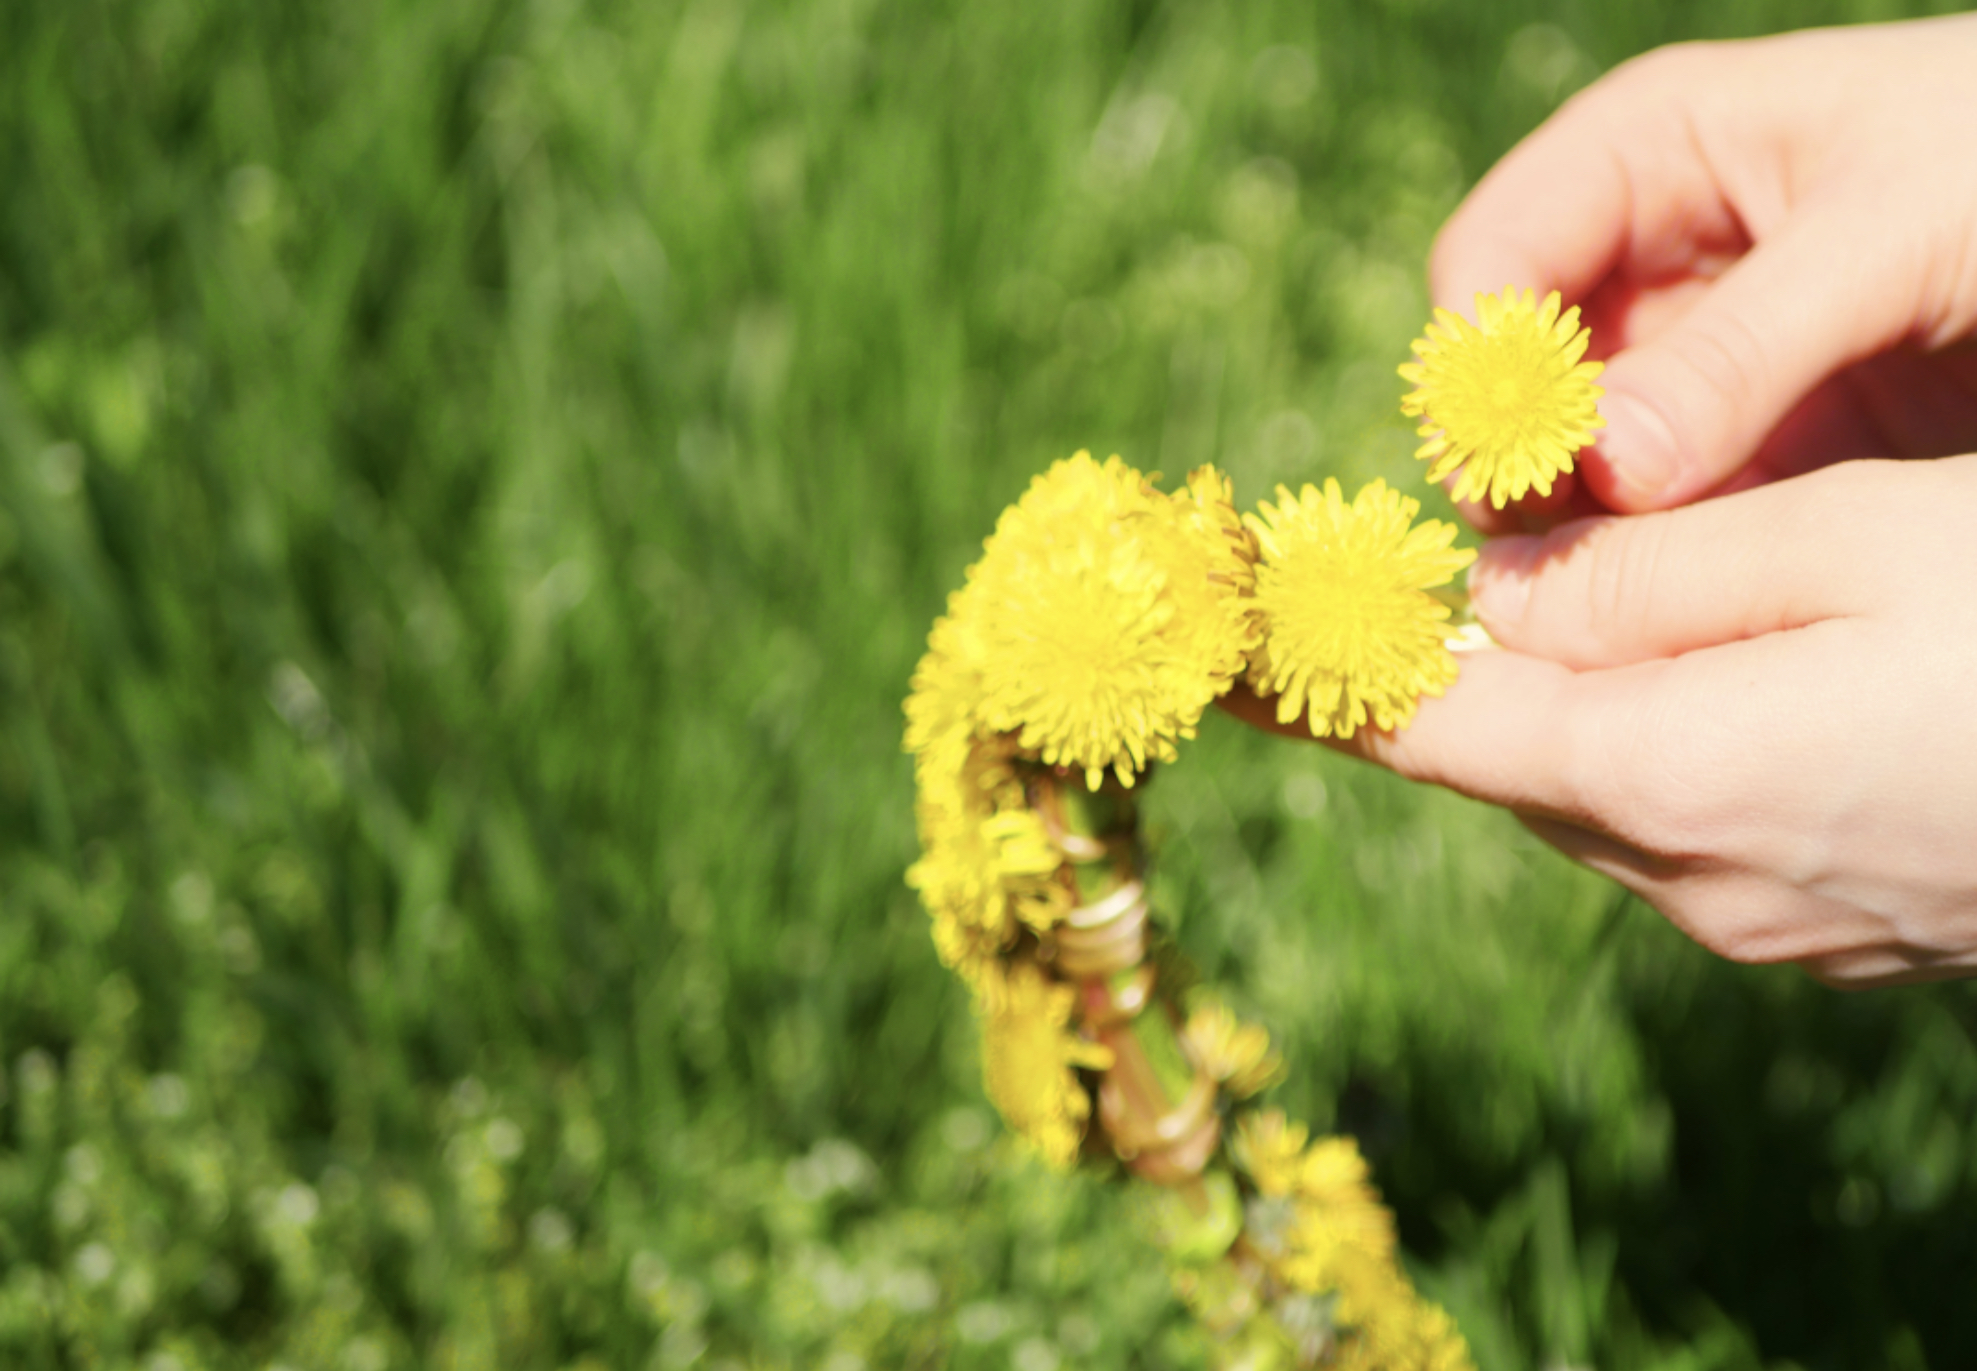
left=1229, top=456, right=1977, bottom=988
left=1225, top=17, right=1977, bottom=985
left=1431, top=17, right=1977, bottom=532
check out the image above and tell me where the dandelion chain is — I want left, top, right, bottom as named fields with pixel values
left=905, top=288, right=1599, bottom=1368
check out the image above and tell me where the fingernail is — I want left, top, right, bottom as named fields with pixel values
left=1597, top=389, right=1680, bottom=503
left=1466, top=537, right=1538, bottom=629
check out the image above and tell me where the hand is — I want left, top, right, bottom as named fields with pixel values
left=1429, top=17, right=1977, bottom=533
left=1226, top=456, right=1977, bottom=988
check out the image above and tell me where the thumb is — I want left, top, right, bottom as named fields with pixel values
left=1582, top=200, right=1915, bottom=512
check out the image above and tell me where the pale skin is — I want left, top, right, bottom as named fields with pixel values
left=1230, top=16, right=1977, bottom=987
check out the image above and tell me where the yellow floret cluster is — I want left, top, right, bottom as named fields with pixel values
left=1225, top=1111, right=1471, bottom=1370
left=1400, top=286, right=1605, bottom=509
left=934, top=452, right=1261, bottom=791
left=1247, top=478, right=1476, bottom=739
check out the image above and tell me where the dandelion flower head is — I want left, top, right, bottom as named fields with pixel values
left=1399, top=286, right=1604, bottom=509
left=1245, top=479, right=1475, bottom=739
left=906, top=738, right=1069, bottom=996
left=1290, top=1136, right=1397, bottom=1265
left=1151, top=464, right=1261, bottom=686
left=903, top=609, right=988, bottom=787
left=1182, top=998, right=1283, bottom=1100
left=961, top=452, right=1256, bottom=789
left=979, top=960, right=1114, bottom=1169
left=1272, top=1133, right=1398, bottom=1299
left=1230, top=1109, right=1310, bottom=1197
left=1327, top=1264, right=1476, bottom=1371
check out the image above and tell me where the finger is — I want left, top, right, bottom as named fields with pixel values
left=1300, top=650, right=1596, bottom=819
left=1233, top=611, right=1889, bottom=925
left=1726, top=342, right=1977, bottom=490
left=1428, top=50, right=1750, bottom=315
left=1229, top=633, right=1745, bottom=829
left=1579, top=199, right=1917, bottom=511
left=1517, top=734, right=1977, bottom=989
left=1427, top=121, right=1629, bottom=315
left=1220, top=655, right=1587, bottom=818
left=1465, top=460, right=1886, bottom=670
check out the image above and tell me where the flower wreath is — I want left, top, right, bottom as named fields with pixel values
left=903, top=288, right=1604, bottom=1369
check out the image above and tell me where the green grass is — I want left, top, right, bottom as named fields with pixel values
left=3, top=0, right=1977, bottom=1367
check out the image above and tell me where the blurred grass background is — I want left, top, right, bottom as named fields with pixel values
left=3, top=0, right=1977, bottom=1367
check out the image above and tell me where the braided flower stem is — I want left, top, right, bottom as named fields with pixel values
left=1019, top=764, right=1473, bottom=1370
left=1029, top=767, right=1293, bottom=1355
left=1036, top=774, right=1219, bottom=1182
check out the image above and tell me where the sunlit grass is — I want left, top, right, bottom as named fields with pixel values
left=1, top=0, right=1975, bottom=1367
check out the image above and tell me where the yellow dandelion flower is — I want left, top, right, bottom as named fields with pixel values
left=907, top=738, right=1020, bottom=900
left=1245, top=479, right=1475, bottom=739
left=1276, top=1137, right=1398, bottom=1293
left=927, top=912, right=1009, bottom=1001
left=1329, top=1265, right=1476, bottom=1371
left=1391, top=1300, right=1476, bottom=1371
left=908, top=813, right=1069, bottom=995
left=1181, top=999, right=1283, bottom=1099
left=1230, top=1109, right=1310, bottom=1197
left=966, top=452, right=1254, bottom=789
left=904, top=609, right=979, bottom=753
left=980, top=961, right=1115, bottom=1168
left=908, top=740, right=1071, bottom=992
left=1291, top=1136, right=1396, bottom=1264
left=980, top=809, right=1073, bottom=933
left=1399, top=286, right=1605, bottom=509
left=1171, top=464, right=1260, bottom=594
left=908, top=709, right=1017, bottom=841
left=1152, top=466, right=1263, bottom=699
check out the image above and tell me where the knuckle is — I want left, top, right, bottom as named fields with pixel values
left=1532, top=515, right=1669, bottom=665
left=1601, top=40, right=1724, bottom=101
left=1679, top=310, right=1775, bottom=418
left=1591, top=520, right=1667, bottom=657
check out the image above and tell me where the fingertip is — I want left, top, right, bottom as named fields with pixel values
left=1427, top=233, right=1549, bottom=321
left=1427, top=115, right=1633, bottom=315
left=1578, top=384, right=1686, bottom=512
left=1465, top=534, right=1543, bottom=633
